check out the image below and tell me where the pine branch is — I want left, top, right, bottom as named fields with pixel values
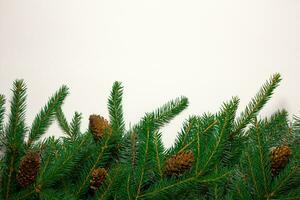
left=270, top=161, right=300, bottom=198
left=270, top=146, right=300, bottom=198
left=135, top=127, right=151, bottom=199
left=40, top=133, right=89, bottom=187
left=55, top=107, right=70, bottom=136
left=253, top=122, right=271, bottom=196
left=166, top=116, right=198, bottom=156
left=153, top=131, right=164, bottom=179
left=2, top=80, right=27, bottom=200
left=108, top=81, right=125, bottom=137
left=139, top=170, right=231, bottom=199
left=131, top=96, right=189, bottom=134
left=200, top=97, right=239, bottom=173
left=27, top=85, right=69, bottom=146
left=177, top=118, right=218, bottom=154
left=242, top=121, right=272, bottom=199
left=94, top=166, right=125, bottom=200
left=69, top=112, right=82, bottom=137
left=75, top=135, right=111, bottom=196
left=232, top=73, right=281, bottom=137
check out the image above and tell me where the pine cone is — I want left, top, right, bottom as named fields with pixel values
left=271, top=145, right=292, bottom=176
left=17, top=152, right=41, bottom=187
left=89, top=167, right=107, bottom=192
left=165, top=150, right=194, bottom=176
left=89, top=115, right=112, bottom=140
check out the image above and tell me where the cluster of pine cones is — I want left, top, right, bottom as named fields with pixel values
left=15, top=114, right=293, bottom=193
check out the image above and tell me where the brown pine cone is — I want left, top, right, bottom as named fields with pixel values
left=89, top=115, right=112, bottom=140
left=164, top=150, right=194, bottom=176
left=16, top=152, right=41, bottom=187
left=271, top=145, right=292, bottom=176
left=89, top=167, right=108, bottom=192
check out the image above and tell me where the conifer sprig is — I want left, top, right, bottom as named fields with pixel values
left=69, top=112, right=82, bottom=138
left=1, top=74, right=300, bottom=199
left=108, top=81, right=125, bottom=137
left=233, top=73, right=281, bottom=137
left=27, top=85, right=69, bottom=146
left=200, top=97, right=239, bottom=173
left=55, top=107, right=71, bottom=136
left=2, top=79, right=27, bottom=200
left=132, top=96, right=188, bottom=134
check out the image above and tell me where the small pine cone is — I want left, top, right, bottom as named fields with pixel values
left=271, top=145, right=292, bottom=176
left=89, top=168, right=107, bottom=192
left=17, top=152, right=41, bottom=187
left=164, top=150, right=194, bottom=176
left=89, top=115, right=112, bottom=140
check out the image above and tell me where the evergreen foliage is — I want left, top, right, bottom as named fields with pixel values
left=0, top=73, right=299, bottom=199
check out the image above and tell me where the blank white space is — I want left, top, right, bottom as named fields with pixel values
left=0, top=0, right=299, bottom=147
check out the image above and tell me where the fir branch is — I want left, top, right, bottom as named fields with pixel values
left=166, top=117, right=197, bottom=156
left=245, top=152, right=260, bottom=196
left=132, top=96, right=189, bottom=134
left=95, top=166, right=123, bottom=200
left=139, top=170, right=231, bottom=199
left=253, top=121, right=271, bottom=196
left=270, top=154, right=300, bottom=198
left=108, top=81, right=125, bottom=137
left=174, top=118, right=218, bottom=155
left=55, top=107, right=70, bottom=136
left=262, top=109, right=290, bottom=147
left=27, top=85, right=69, bottom=146
left=69, top=112, right=82, bottom=137
left=75, top=135, right=111, bottom=196
left=135, top=127, right=151, bottom=199
left=40, top=134, right=90, bottom=187
left=232, top=73, right=281, bottom=137
left=200, top=97, right=239, bottom=173
left=3, top=79, right=27, bottom=200
left=153, top=131, right=164, bottom=179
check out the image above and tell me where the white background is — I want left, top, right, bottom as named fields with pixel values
left=0, top=0, right=299, bottom=147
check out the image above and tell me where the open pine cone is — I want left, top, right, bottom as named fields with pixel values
left=89, top=167, right=108, bottom=192
left=16, top=152, right=41, bottom=187
left=89, top=115, right=112, bottom=140
left=164, top=150, right=194, bottom=176
left=271, top=145, right=292, bottom=176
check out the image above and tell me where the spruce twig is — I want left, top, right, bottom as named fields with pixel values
left=2, top=80, right=27, bottom=200
left=27, top=85, right=69, bottom=146
left=232, top=73, right=281, bottom=137
left=55, top=107, right=71, bottom=137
